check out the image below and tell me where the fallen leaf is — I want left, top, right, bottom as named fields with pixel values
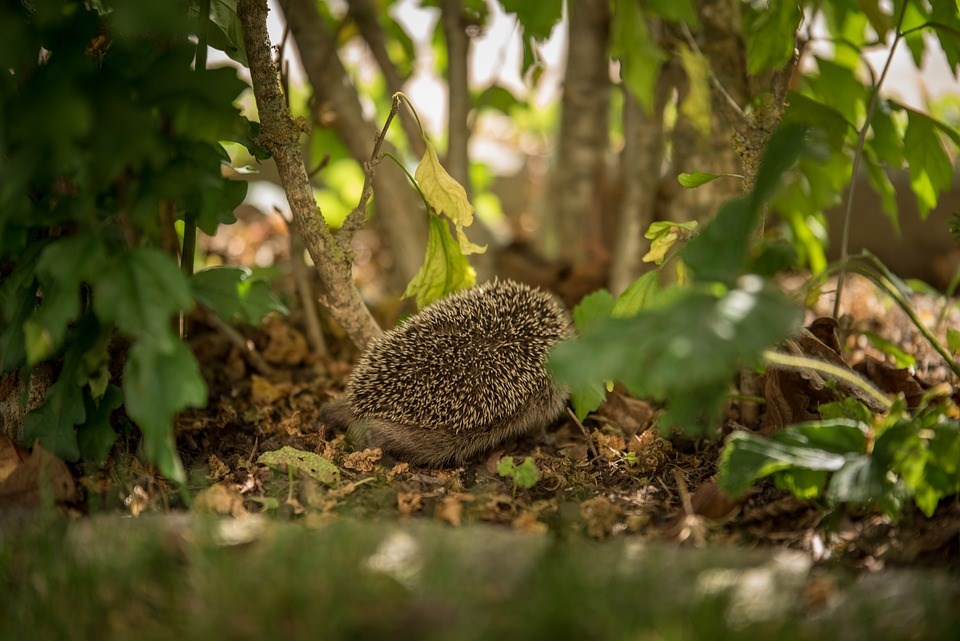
left=627, top=429, right=673, bottom=473
left=342, top=448, right=382, bottom=474
left=512, top=510, right=549, bottom=534
left=397, top=491, right=424, bottom=516
left=435, top=495, right=465, bottom=526
left=0, top=444, right=76, bottom=507
left=0, top=436, right=29, bottom=483
left=207, top=454, right=230, bottom=480
left=853, top=356, right=925, bottom=409
left=580, top=496, right=622, bottom=539
left=257, top=446, right=340, bottom=485
left=597, top=392, right=656, bottom=437
left=262, top=318, right=308, bottom=366
left=193, top=483, right=247, bottom=517
left=250, top=375, right=288, bottom=405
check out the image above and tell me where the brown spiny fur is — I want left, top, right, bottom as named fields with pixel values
left=319, top=279, right=574, bottom=467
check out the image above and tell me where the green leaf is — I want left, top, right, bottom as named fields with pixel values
left=258, top=446, right=340, bottom=486
left=124, top=340, right=207, bottom=484
left=415, top=142, right=485, bottom=255
left=404, top=215, right=477, bottom=309
left=497, top=456, right=539, bottom=489
left=642, top=221, right=698, bottom=265
left=474, top=85, right=522, bottom=115
left=718, top=430, right=847, bottom=497
left=677, top=171, right=742, bottom=189
left=612, top=271, right=660, bottom=318
left=862, top=147, right=900, bottom=234
left=863, top=331, right=915, bottom=367
left=818, top=398, right=875, bottom=424
left=826, top=455, right=887, bottom=504
left=191, top=266, right=287, bottom=326
left=903, top=110, right=954, bottom=219
left=22, top=377, right=86, bottom=462
left=744, top=0, right=802, bottom=75
left=677, top=44, right=712, bottom=137
left=498, top=0, right=562, bottom=41
left=610, top=0, right=665, bottom=113
left=781, top=92, right=853, bottom=150
left=93, top=248, right=193, bottom=350
left=202, top=0, right=247, bottom=66
left=76, top=384, right=123, bottom=467
left=868, top=106, right=904, bottom=166
left=645, top=0, right=697, bottom=24
left=550, top=278, right=802, bottom=437
left=572, top=289, right=615, bottom=333
left=570, top=382, right=608, bottom=422
left=948, top=329, right=960, bottom=354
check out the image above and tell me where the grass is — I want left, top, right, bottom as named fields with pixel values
left=2, top=511, right=959, bottom=641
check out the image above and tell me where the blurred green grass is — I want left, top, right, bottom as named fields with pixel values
left=2, top=513, right=958, bottom=641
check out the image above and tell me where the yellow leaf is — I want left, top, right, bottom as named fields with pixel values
left=455, top=224, right=487, bottom=255
left=678, top=43, right=712, bottom=138
left=404, top=215, right=476, bottom=308
left=415, top=141, right=475, bottom=227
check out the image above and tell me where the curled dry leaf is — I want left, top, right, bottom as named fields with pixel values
left=193, top=483, right=248, bottom=517
left=0, top=443, right=76, bottom=507
left=262, top=317, right=308, bottom=366
left=512, top=510, right=549, bottom=534
left=342, top=448, right=382, bottom=474
left=397, top=491, right=424, bottom=516
left=207, top=454, right=230, bottom=480
left=627, top=429, right=673, bottom=474
left=434, top=495, right=465, bottom=526
left=580, top=496, right=622, bottom=539
left=250, top=374, right=289, bottom=405
left=596, top=391, right=656, bottom=437
left=853, top=356, right=925, bottom=409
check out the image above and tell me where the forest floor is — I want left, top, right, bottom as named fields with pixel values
left=4, top=219, right=960, bottom=639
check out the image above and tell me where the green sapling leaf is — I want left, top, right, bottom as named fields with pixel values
left=191, top=266, right=288, bottom=326
left=258, top=446, right=340, bottom=486
left=404, top=215, right=477, bottom=309
left=677, top=171, right=743, bottom=189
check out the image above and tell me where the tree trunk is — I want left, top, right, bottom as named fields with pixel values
left=238, top=0, right=382, bottom=350
left=609, top=84, right=667, bottom=295
left=546, top=0, right=611, bottom=266
left=282, top=0, right=427, bottom=283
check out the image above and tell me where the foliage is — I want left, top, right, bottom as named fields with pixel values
left=497, top=455, right=540, bottom=494
left=0, top=0, right=279, bottom=482
left=549, top=126, right=811, bottom=435
left=719, top=397, right=960, bottom=519
left=257, top=446, right=341, bottom=486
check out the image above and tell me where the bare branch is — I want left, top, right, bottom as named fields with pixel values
left=237, top=0, right=381, bottom=350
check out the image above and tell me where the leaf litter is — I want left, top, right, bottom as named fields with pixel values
left=18, top=252, right=960, bottom=577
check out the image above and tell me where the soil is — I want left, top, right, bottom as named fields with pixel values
left=5, top=216, right=960, bottom=573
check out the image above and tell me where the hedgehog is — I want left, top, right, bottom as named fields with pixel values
left=320, top=279, right=575, bottom=467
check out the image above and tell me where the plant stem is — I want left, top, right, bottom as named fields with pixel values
left=762, top=349, right=892, bottom=411
left=832, top=1, right=908, bottom=319
left=342, top=94, right=402, bottom=235
left=181, top=0, right=211, bottom=279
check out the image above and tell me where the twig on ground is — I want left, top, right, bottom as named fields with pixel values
left=202, top=306, right=275, bottom=376
left=567, top=406, right=600, bottom=461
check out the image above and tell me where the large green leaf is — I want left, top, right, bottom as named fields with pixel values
left=403, top=215, right=476, bottom=309
left=550, top=278, right=802, bottom=436
left=903, top=110, right=954, bottom=219
left=93, top=248, right=193, bottom=350
left=191, top=266, right=287, bottom=326
left=718, top=430, right=848, bottom=497
left=610, top=0, right=665, bottom=113
left=498, top=0, right=562, bottom=41
left=22, top=377, right=86, bottom=462
left=744, top=0, right=801, bottom=75
left=77, top=384, right=123, bottom=467
left=124, top=340, right=207, bottom=484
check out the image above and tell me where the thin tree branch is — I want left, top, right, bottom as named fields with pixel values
left=237, top=0, right=381, bottom=350
left=346, top=0, right=426, bottom=158
left=341, top=94, right=401, bottom=236
left=832, top=1, right=909, bottom=319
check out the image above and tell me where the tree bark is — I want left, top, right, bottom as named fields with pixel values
left=547, top=0, right=611, bottom=266
left=238, top=0, right=381, bottom=351
left=609, top=84, right=667, bottom=295
left=346, top=0, right=426, bottom=158
left=281, top=0, right=426, bottom=283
